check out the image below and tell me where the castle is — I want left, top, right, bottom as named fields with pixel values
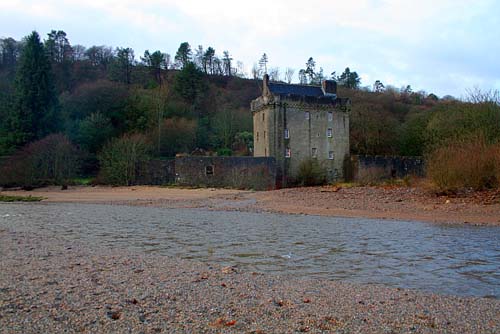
left=251, top=75, right=351, bottom=187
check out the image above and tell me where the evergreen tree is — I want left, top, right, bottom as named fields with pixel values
left=109, top=47, right=135, bottom=85
left=174, top=42, right=192, bottom=69
left=258, top=53, right=268, bottom=75
left=141, top=50, right=167, bottom=86
left=338, top=67, right=361, bottom=89
left=173, top=62, right=206, bottom=106
left=12, top=31, right=60, bottom=145
left=305, top=57, right=316, bottom=84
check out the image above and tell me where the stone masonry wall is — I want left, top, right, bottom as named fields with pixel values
left=136, top=159, right=176, bottom=185
left=175, top=157, right=277, bottom=190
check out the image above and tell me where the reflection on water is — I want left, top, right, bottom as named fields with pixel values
left=1, top=203, right=499, bottom=298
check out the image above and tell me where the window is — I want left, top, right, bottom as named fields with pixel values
left=284, top=128, right=290, bottom=139
left=328, top=151, right=334, bottom=160
left=262, top=112, right=265, bottom=121
left=205, top=165, right=214, bottom=175
left=328, top=111, right=333, bottom=121
left=312, top=148, right=317, bottom=158
left=256, top=132, right=259, bottom=141
left=285, top=148, right=291, bottom=158
left=327, top=128, right=333, bottom=137
left=305, top=111, right=310, bottom=120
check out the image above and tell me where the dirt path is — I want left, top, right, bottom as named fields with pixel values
left=2, top=185, right=500, bottom=225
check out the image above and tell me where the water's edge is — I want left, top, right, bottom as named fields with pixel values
left=1, top=202, right=499, bottom=298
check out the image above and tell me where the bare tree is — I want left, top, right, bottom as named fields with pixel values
left=284, top=67, right=295, bottom=84
left=268, top=67, right=281, bottom=82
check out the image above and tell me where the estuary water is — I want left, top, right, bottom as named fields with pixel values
left=1, top=203, right=499, bottom=298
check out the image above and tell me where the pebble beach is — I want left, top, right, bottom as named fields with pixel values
left=1, top=226, right=498, bottom=333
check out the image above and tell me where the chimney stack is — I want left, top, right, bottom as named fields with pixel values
left=322, top=80, right=337, bottom=96
left=262, top=74, right=270, bottom=96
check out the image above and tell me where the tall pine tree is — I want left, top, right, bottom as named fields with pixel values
left=12, top=31, right=60, bottom=146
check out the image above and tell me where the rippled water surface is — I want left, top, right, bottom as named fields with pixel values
left=1, top=203, right=499, bottom=298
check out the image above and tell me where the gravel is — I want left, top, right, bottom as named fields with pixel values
left=1, top=227, right=498, bottom=333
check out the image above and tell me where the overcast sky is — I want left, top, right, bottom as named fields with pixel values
left=1, top=0, right=499, bottom=97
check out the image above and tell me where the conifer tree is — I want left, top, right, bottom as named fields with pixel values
left=12, top=31, right=60, bottom=145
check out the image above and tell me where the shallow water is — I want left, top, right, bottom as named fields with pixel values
left=1, top=203, right=499, bottom=298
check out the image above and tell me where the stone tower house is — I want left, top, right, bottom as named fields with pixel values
left=251, top=75, right=351, bottom=187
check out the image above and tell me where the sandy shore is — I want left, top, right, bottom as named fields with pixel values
left=1, top=228, right=498, bottom=333
left=2, top=185, right=500, bottom=225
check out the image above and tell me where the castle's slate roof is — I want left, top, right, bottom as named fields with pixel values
left=268, top=82, right=325, bottom=98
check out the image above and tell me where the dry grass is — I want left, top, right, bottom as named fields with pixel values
left=426, top=136, right=500, bottom=193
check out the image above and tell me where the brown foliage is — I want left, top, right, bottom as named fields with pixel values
left=426, top=135, right=500, bottom=193
left=0, top=134, right=80, bottom=188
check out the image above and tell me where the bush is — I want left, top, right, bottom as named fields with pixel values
left=296, top=158, right=327, bottom=186
left=426, top=135, right=500, bottom=193
left=0, top=134, right=80, bottom=188
left=97, top=133, right=152, bottom=185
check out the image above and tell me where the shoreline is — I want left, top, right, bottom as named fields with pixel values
left=2, top=185, right=500, bottom=226
left=1, top=228, right=498, bottom=333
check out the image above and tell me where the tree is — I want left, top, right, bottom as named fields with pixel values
left=284, top=67, right=295, bottom=84
left=305, top=57, right=316, bottom=84
left=251, top=63, right=261, bottom=80
left=45, top=30, right=74, bottom=92
left=268, top=67, right=281, bottom=82
left=85, top=45, right=114, bottom=70
left=141, top=50, right=167, bottom=86
left=373, top=80, right=385, bottom=92
left=45, top=30, right=73, bottom=64
left=338, top=67, right=361, bottom=89
left=12, top=31, right=60, bottom=146
left=174, top=42, right=192, bottom=69
left=109, top=47, right=135, bottom=84
left=0, top=37, right=21, bottom=75
left=298, top=69, right=307, bottom=84
left=173, top=62, right=206, bottom=105
left=98, top=133, right=152, bottom=185
left=311, top=67, right=324, bottom=85
left=203, top=47, right=215, bottom=74
left=194, top=45, right=204, bottom=69
left=72, top=44, right=87, bottom=61
left=258, top=53, right=268, bottom=75
left=222, top=51, right=232, bottom=76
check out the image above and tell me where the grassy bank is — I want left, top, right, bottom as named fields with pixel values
left=0, top=194, right=44, bottom=202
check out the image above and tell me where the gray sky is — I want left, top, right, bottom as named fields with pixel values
left=1, top=0, right=499, bottom=97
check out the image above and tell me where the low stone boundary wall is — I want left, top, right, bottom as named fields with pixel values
left=348, top=155, right=425, bottom=182
left=136, top=159, right=175, bottom=185
left=175, top=157, right=276, bottom=190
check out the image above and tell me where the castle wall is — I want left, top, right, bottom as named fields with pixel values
left=283, top=104, right=349, bottom=183
left=175, top=156, right=277, bottom=190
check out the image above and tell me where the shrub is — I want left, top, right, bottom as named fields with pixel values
left=0, top=134, right=80, bottom=188
left=426, top=135, right=499, bottom=193
left=296, top=158, right=327, bottom=186
left=97, top=133, right=152, bottom=185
